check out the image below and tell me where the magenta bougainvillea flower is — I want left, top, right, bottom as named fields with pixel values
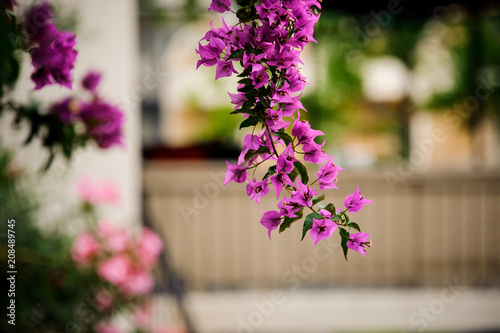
left=223, top=162, right=248, bottom=185
left=246, top=179, right=270, bottom=203
left=276, top=144, right=296, bottom=173
left=317, top=155, right=343, bottom=190
left=49, top=71, right=124, bottom=150
left=82, top=71, right=102, bottom=93
left=208, top=0, right=231, bottom=13
left=79, top=100, right=124, bottom=148
left=346, top=232, right=371, bottom=257
left=260, top=210, right=282, bottom=239
left=292, top=120, right=324, bottom=145
left=344, top=185, right=374, bottom=213
left=310, top=218, right=338, bottom=246
left=24, top=2, right=77, bottom=90
left=50, top=97, right=77, bottom=124
left=196, top=0, right=373, bottom=257
left=290, top=179, right=317, bottom=207
left=269, top=171, right=294, bottom=199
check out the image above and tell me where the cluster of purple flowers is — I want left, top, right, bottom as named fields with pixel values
left=51, top=71, right=124, bottom=149
left=23, top=2, right=77, bottom=90
left=197, top=0, right=373, bottom=257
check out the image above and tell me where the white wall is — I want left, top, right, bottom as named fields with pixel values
left=3, top=0, right=141, bottom=228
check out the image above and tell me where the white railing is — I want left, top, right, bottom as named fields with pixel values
left=144, top=160, right=500, bottom=289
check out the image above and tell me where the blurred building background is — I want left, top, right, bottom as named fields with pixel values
left=138, top=0, right=500, bottom=332
left=2, top=0, right=500, bottom=332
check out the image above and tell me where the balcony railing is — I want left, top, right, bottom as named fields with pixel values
left=144, top=160, right=500, bottom=290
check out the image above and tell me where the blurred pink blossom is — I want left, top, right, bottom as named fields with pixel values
left=121, top=269, right=154, bottom=295
left=98, top=254, right=132, bottom=286
left=107, top=229, right=130, bottom=253
left=97, top=220, right=115, bottom=237
left=133, top=302, right=151, bottom=327
left=76, top=176, right=120, bottom=205
left=137, top=227, right=163, bottom=268
left=95, top=289, right=113, bottom=312
left=71, top=233, right=99, bottom=266
left=94, top=322, right=124, bottom=333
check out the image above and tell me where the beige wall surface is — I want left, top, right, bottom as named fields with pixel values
left=145, top=161, right=500, bottom=289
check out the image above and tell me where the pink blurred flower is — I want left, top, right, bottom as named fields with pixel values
left=98, top=254, right=132, bottom=286
left=94, top=322, right=125, bottom=333
left=95, top=289, right=113, bottom=312
left=71, top=233, right=99, bottom=266
left=107, top=229, right=130, bottom=253
left=97, top=220, right=115, bottom=237
left=137, top=228, right=163, bottom=269
left=76, top=176, right=120, bottom=205
left=121, top=270, right=154, bottom=295
left=134, top=303, right=151, bottom=327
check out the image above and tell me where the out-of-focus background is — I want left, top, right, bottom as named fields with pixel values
left=3, top=0, right=500, bottom=332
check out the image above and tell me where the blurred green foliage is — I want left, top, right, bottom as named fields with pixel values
left=304, top=7, right=500, bottom=158
left=0, top=146, right=136, bottom=333
left=0, top=147, right=98, bottom=333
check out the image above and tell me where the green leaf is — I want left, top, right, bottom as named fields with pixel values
left=331, top=214, right=343, bottom=222
left=239, top=117, right=258, bottom=129
left=227, top=49, right=244, bottom=61
left=279, top=209, right=303, bottom=233
left=324, top=203, right=336, bottom=215
left=288, top=167, right=299, bottom=182
left=236, top=0, right=251, bottom=6
left=230, top=107, right=252, bottom=115
left=293, top=161, right=309, bottom=184
left=244, top=93, right=256, bottom=104
left=311, top=194, right=325, bottom=206
left=41, top=148, right=55, bottom=172
left=276, top=77, right=285, bottom=89
left=237, top=66, right=252, bottom=77
left=342, top=212, right=350, bottom=224
left=276, top=131, right=293, bottom=146
left=348, top=221, right=361, bottom=232
left=339, top=228, right=350, bottom=261
left=238, top=78, right=253, bottom=85
left=238, top=85, right=256, bottom=93
left=301, top=212, right=322, bottom=241
left=244, top=146, right=271, bottom=162
left=263, top=165, right=277, bottom=180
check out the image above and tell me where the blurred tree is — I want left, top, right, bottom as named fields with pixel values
left=305, top=4, right=500, bottom=166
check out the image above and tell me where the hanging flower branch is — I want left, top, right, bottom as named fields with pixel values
left=196, top=0, right=374, bottom=259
